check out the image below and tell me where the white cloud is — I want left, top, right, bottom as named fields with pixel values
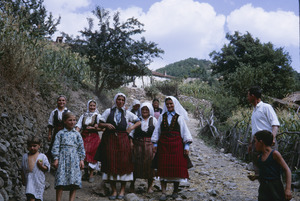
left=227, top=4, right=298, bottom=47
left=44, top=0, right=91, bottom=13
left=116, top=0, right=226, bottom=69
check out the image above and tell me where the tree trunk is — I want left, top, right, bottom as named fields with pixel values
left=96, top=76, right=107, bottom=97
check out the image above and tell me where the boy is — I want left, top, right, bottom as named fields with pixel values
left=21, top=136, right=50, bottom=201
left=248, top=130, right=292, bottom=201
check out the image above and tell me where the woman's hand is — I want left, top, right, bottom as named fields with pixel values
left=184, top=149, right=189, bottom=155
left=53, top=159, right=59, bottom=169
left=80, top=160, right=84, bottom=170
left=130, top=139, right=134, bottom=150
left=153, top=146, right=157, bottom=153
left=106, top=123, right=115, bottom=130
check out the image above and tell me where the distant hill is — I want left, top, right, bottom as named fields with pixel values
left=156, top=58, right=211, bottom=79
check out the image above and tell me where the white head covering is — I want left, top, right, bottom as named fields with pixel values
left=140, top=102, right=154, bottom=118
left=112, top=93, right=127, bottom=110
left=86, top=99, right=100, bottom=114
left=129, top=99, right=141, bottom=111
left=162, top=96, right=189, bottom=120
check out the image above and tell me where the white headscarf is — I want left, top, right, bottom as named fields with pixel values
left=139, top=102, right=154, bottom=118
left=86, top=99, right=100, bottom=115
left=162, top=96, right=189, bottom=121
left=129, top=99, right=141, bottom=111
left=112, top=93, right=127, bottom=110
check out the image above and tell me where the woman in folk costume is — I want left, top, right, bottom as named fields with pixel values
left=129, top=99, right=142, bottom=119
left=129, top=102, right=157, bottom=193
left=151, top=96, right=193, bottom=201
left=94, top=93, right=141, bottom=200
left=75, top=100, right=102, bottom=183
left=47, top=95, right=70, bottom=160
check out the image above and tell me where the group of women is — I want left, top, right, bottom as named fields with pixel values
left=47, top=93, right=193, bottom=201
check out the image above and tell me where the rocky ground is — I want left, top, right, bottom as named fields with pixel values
left=43, top=114, right=300, bottom=201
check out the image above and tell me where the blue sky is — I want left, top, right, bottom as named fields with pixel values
left=44, top=0, right=300, bottom=72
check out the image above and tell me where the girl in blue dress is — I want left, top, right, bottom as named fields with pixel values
left=52, top=112, right=85, bottom=201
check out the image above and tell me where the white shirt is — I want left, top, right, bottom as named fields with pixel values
left=151, top=113, right=193, bottom=144
left=75, top=113, right=100, bottom=129
left=48, top=108, right=69, bottom=126
left=251, top=101, right=280, bottom=136
left=99, top=108, right=139, bottom=126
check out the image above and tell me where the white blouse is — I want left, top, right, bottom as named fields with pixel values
left=151, top=113, right=193, bottom=144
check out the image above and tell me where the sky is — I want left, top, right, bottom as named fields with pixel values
left=43, top=0, right=300, bottom=72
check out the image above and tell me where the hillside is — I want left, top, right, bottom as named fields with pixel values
left=156, top=58, right=211, bottom=79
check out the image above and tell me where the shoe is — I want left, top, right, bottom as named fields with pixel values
left=108, top=195, right=116, bottom=200
left=159, top=193, right=167, bottom=201
left=88, top=177, right=95, bottom=183
left=172, top=193, right=178, bottom=199
left=117, top=195, right=124, bottom=199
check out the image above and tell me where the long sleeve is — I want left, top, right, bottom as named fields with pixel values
left=76, top=132, right=85, bottom=161
left=75, top=114, right=84, bottom=129
left=51, top=131, right=61, bottom=160
left=151, top=115, right=162, bottom=143
left=178, top=116, right=193, bottom=144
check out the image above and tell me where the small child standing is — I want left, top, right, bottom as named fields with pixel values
left=52, top=112, right=85, bottom=201
left=248, top=130, right=292, bottom=201
left=21, top=136, right=50, bottom=201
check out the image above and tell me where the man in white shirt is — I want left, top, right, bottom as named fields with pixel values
left=247, top=86, right=280, bottom=175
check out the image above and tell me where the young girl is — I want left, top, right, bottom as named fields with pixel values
left=47, top=95, right=70, bottom=160
left=21, top=136, right=50, bottom=201
left=151, top=96, right=193, bottom=201
left=76, top=100, right=102, bottom=183
left=52, top=112, right=85, bottom=201
left=152, top=98, right=162, bottom=120
left=130, top=102, right=157, bottom=193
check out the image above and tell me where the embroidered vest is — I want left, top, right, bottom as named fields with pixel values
left=134, top=117, right=154, bottom=138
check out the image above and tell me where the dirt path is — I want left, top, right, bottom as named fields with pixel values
left=43, top=115, right=300, bottom=201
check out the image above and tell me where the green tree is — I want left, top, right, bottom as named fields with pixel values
left=65, top=7, right=164, bottom=95
left=210, top=31, right=297, bottom=103
left=0, top=0, right=60, bottom=38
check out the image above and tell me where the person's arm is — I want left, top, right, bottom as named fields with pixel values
left=271, top=125, right=279, bottom=145
left=273, top=150, right=292, bottom=200
left=37, top=160, right=49, bottom=173
left=126, top=121, right=141, bottom=134
left=48, top=127, right=52, bottom=142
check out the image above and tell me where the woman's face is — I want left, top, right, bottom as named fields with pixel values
left=141, top=106, right=150, bottom=119
left=165, top=99, right=174, bottom=112
left=116, top=96, right=125, bottom=108
left=89, top=101, right=96, bottom=112
left=133, top=104, right=140, bottom=111
left=57, top=97, right=66, bottom=109
left=64, top=115, right=76, bottom=130
left=152, top=101, right=159, bottom=109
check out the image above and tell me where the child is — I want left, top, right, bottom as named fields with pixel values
left=52, top=112, right=85, bottom=201
left=248, top=130, right=292, bottom=201
left=47, top=95, right=70, bottom=160
left=21, top=136, right=50, bottom=201
left=151, top=96, right=193, bottom=201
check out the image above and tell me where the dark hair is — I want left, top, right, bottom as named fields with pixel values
left=27, top=136, right=41, bottom=146
left=152, top=98, right=159, bottom=103
left=165, top=97, right=172, bottom=102
left=57, top=95, right=67, bottom=102
left=248, top=86, right=262, bottom=99
left=255, top=130, right=273, bottom=146
left=62, top=112, right=75, bottom=122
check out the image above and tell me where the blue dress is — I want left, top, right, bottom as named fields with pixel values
left=52, top=128, right=85, bottom=190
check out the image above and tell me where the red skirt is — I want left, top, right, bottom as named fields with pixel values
left=81, top=130, right=101, bottom=164
left=133, top=137, right=155, bottom=179
left=157, top=131, right=188, bottom=178
left=98, top=131, right=133, bottom=175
